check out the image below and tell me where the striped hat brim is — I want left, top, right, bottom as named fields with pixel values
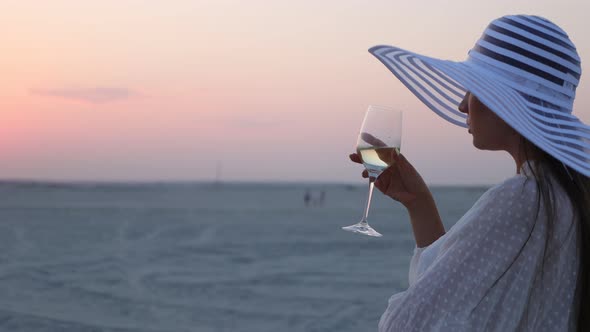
left=369, top=45, right=590, bottom=177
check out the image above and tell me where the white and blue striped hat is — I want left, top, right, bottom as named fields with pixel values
left=370, top=15, right=590, bottom=176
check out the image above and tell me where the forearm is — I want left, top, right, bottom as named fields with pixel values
left=406, top=193, right=445, bottom=248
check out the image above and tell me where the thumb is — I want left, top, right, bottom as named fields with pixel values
left=392, top=149, right=414, bottom=174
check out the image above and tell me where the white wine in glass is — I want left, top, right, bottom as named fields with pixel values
left=342, top=105, right=402, bottom=237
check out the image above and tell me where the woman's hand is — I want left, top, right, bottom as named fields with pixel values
left=350, top=147, right=445, bottom=247
left=350, top=133, right=445, bottom=246
left=349, top=148, right=430, bottom=210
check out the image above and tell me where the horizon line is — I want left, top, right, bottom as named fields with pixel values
left=0, top=178, right=494, bottom=188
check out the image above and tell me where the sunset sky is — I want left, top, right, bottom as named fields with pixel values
left=1, top=0, right=589, bottom=185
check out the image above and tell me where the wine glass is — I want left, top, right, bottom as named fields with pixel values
left=342, top=105, right=402, bottom=237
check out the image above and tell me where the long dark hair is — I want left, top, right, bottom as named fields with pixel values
left=521, top=138, right=590, bottom=331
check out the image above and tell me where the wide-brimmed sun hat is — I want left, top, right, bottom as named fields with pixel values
left=370, top=14, right=590, bottom=177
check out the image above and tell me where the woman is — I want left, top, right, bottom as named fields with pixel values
left=350, top=15, right=590, bottom=331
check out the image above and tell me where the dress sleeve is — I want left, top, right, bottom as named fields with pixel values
left=408, top=246, right=426, bottom=286
left=408, top=237, right=446, bottom=286
left=379, top=176, right=543, bottom=332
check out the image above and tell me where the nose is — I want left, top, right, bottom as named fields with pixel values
left=458, top=92, right=469, bottom=114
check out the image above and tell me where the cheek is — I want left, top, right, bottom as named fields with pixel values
left=473, top=113, right=512, bottom=148
left=471, top=126, right=498, bottom=150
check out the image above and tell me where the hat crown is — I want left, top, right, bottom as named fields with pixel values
left=467, top=15, right=581, bottom=113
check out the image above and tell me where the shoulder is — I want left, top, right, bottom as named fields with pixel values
left=491, top=174, right=538, bottom=196
left=467, top=175, right=538, bottom=211
left=462, top=175, right=540, bottom=231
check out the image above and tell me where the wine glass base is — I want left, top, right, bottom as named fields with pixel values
left=342, top=223, right=383, bottom=237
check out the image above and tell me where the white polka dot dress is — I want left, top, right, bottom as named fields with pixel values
left=379, top=163, right=579, bottom=331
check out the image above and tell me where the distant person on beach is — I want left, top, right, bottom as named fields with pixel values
left=351, top=15, right=590, bottom=331
left=304, top=189, right=312, bottom=207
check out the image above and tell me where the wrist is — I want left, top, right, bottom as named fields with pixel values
left=405, top=191, right=434, bottom=211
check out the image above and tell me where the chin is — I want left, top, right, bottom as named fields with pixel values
left=472, top=137, right=486, bottom=150
left=472, top=137, right=480, bottom=148
left=472, top=138, right=502, bottom=151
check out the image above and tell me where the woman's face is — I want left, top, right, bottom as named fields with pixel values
left=458, top=92, right=518, bottom=151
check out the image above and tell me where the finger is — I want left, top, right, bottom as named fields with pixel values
left=349, top=153, right=362, bottom=164
left=362, top=170, right=368, bottom=178
left=378, top=165, right=394, bottom=179
left=374, top=175, right=388, bottom=189
left=360, top=132, right=387, bottom=147
left=381, top=166, right=403, bottom=194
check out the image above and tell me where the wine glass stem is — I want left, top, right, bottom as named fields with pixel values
left=361, top=179, right=376, bottom=223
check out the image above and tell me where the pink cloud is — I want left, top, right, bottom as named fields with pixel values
left=29, top=87, right=139, bottom=104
